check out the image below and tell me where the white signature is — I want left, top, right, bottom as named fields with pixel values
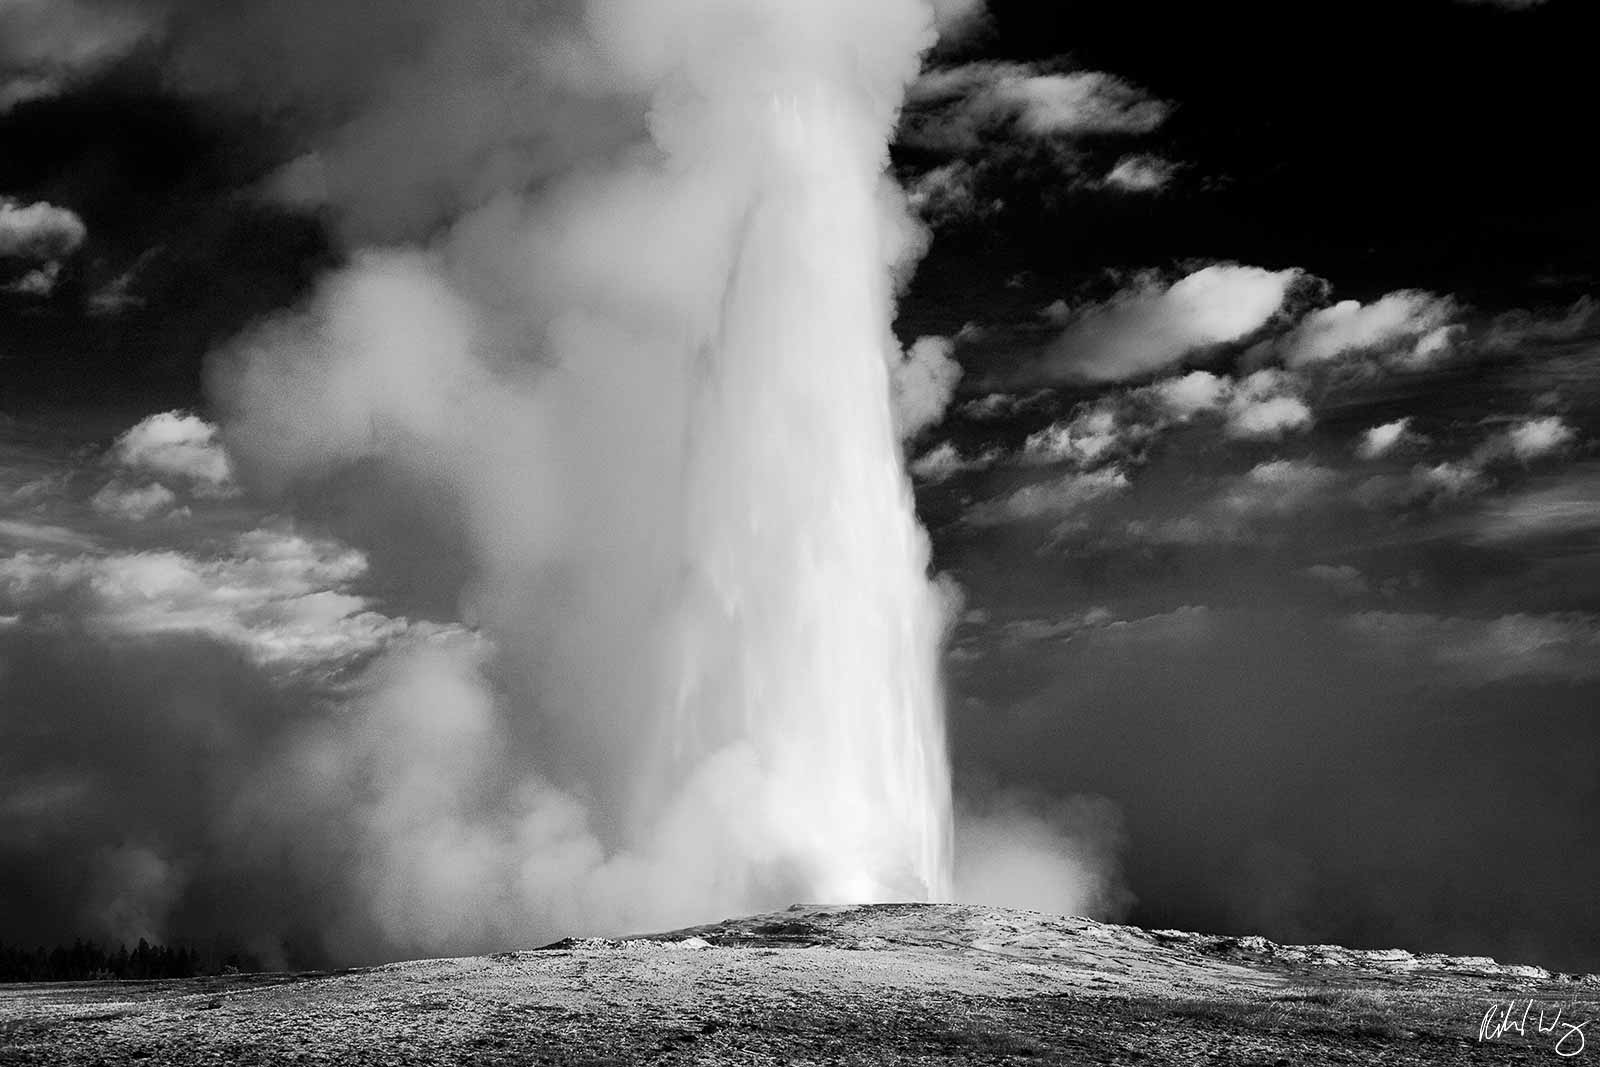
left=1479, top=1000, right=1590, bottom=1057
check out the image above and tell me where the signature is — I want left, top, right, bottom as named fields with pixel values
left=1479, top=1000, right=1590, bottom=1058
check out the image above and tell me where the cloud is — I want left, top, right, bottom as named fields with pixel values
left=892, top=336, right=963, bottom=439
left=904, top=161, right=1001, bottom=225
left=1220, top=459, right=1338, bottom=517
left=0, top=0, right=157, bottom=110
left=1140, top=369, right=1230, bottom=418
left=909, top=441, right=1000, bottom=483
left=1223, top=369, right=1313, bottom=440
left=958, top=389, right=1051, bottom=421
left=1302, top=564, right=1370, bottom=598
left=904, top=63, right=1168, bottom=151
left=1042, top=265, right=1301, bottom=382
left=109, top=411, right=238, bottom=497
left=1346, top=610, right=1600, bottom=685
left=1104, top=154, right=1177, bottom=193
left=1468, top=468, right=1600, bottom=544
left=1021, top=403, right=1141, bottom=468
left=0, top=198, right=87, bottom=261
left=0, top=527, right=412, bottom=671
left=90, top=481, right=179, bottom=522
left=1355, top=417, right=1423, bottom=460
left=1278, top=290, right=1458, bottom=368
left=966, top=466, right=1129, bottom=525
left=1499, top=415, right=1577, bottom=462
left=1353, top=461, right=1490, bottom=510
left=1482, top=296, right=1600, bottom=350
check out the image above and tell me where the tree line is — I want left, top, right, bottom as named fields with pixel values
left=0, top=938, right=261, bottom=982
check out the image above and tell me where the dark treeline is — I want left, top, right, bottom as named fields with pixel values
left=0, top=938, right=261, bottom=983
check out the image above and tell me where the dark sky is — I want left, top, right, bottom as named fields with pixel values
left=3, top=0, right=1598, bottom=972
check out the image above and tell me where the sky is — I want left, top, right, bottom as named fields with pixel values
left=3, top=0, right=1599, bottom=972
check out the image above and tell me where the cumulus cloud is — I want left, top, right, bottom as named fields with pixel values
left=1353, top=461, right=1490, bottom=511
left=892, top=336, right=964, bottom=439
left=904, top=63, right=1168, bottom=151
left=0, top=198, right=87, bottom=261
left=1223, top=369, right=1313, bottom=440
left=1278, top=290, right=1458, bottom=368
left=1, top=261, right=63, bottom=297
left=909, top=441, right=1001, bottom=483
left=904, top=161, right=999, bottom=225
left=1140, top=369, right=1230, bottom=418
left=109, top=411, right=237, bottom=497
left=1042, top=264, right=1301, bottom=382
left=0, top=528, right=411, bottom=670
left=1021, top=404, right=1141, bottom=468
left=1499, top=415, right=1577, bottom=462
left=1104, top=154, right=1177, bottom=193
left=1355, top=417, right=1423, bottom=459
left=959, top=389, right=1051, bottom=421
left=1220, top=459, right=1338, bottom=517
left=90, top=480, right=179, bottom=522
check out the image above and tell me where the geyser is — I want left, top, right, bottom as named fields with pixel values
left=209, top=0, right=958, bottom=956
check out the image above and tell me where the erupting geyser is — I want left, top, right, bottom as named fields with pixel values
left=214, top=0, right=958, bottom=955
left=663, top=75, right=953, bottom=904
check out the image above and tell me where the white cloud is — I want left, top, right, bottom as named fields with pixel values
left=905, top=63, right=1168, bottom=150
left=0, top=198, right=86, bottom=260
left=909, top=441, right=1000, bottom=483
left=966, top=466, right=1130, bottom=525
left=891, top=335, right=963, bottom=439
left=1021, top=404, right=1140, bottom=468
left=1223, top=369, right=1313, bottom=441
left=1141, top=370, right=1230, bottom=418
left=1469, top=470, right=1600, bottom=544
left=1279, top=291, right=1457, bottom=368
left=905, top=161, right=992, bottom=224
left=1355, top=417, right=1421, bottom=460
left=1104, top=154, right=1176, bottom=193
left=1353, top=461, right=1489, bottom=510
left=0, top=528, right=415, bottom=670
left=1221, top=459, right=1338, bottom=517
left=1045, top=264, right=1301, bottom=382
left=0, top=518, right=100, bottom=551
left=1, top=261, right=62, bottom=297
left=90, top=481, right=178, bottom=522
left=959, top=390, right=1050, bottom=421
left=109, top=411, right=238, bottom=497
left=1501, top=415, right=1577, bottom=462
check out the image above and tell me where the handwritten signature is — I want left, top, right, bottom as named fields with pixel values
left=1479, top=1000, right=1590, bottom=1058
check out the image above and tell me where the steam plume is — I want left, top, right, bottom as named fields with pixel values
left=207, top=0, right=955, bottom=958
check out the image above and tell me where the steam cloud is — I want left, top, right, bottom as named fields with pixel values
left=0, top=0, right=1132, bottom=965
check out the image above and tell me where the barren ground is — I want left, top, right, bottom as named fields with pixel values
left=2, top=903, right=1595, bottom=1064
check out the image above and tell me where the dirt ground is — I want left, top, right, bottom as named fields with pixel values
left=3, top=903, right=1595, bottom=1065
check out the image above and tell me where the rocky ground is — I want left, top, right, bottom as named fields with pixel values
left=2, top=903, right=1596, bottom=1065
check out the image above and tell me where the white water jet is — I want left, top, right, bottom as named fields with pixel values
left=659, top=78, right=953, bottom=904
